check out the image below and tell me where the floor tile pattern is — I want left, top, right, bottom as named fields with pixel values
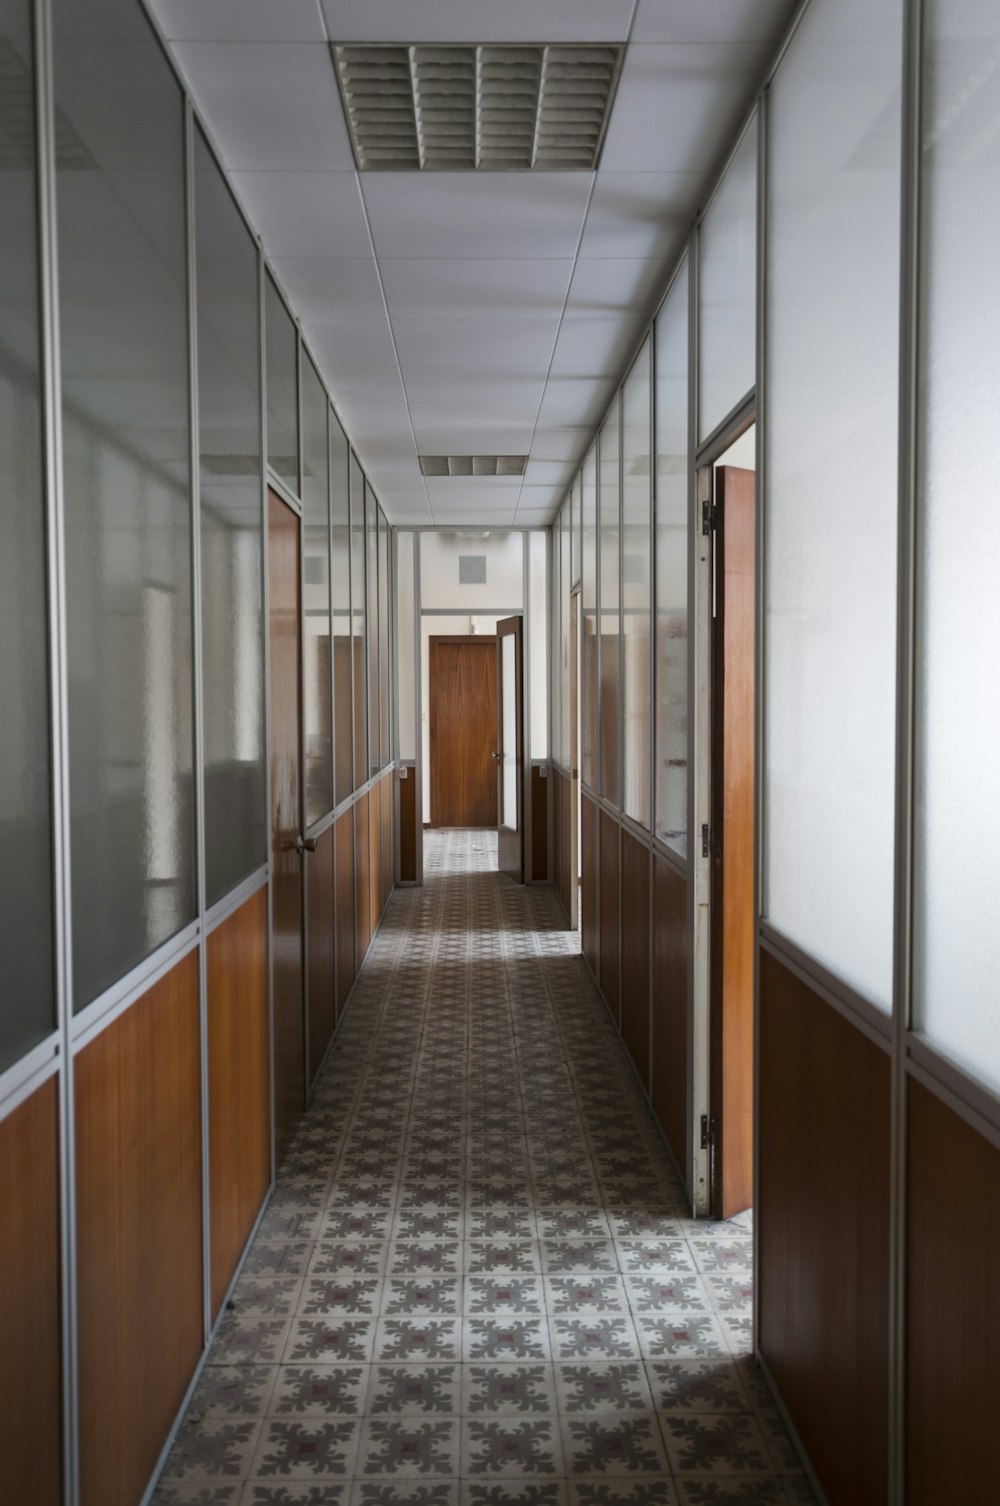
left=155, top=830, right=815, bottom=1506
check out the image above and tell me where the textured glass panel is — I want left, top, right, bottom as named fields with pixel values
left=366, top=481, right=379, bottom=775
left=265, top=273, right=298, bottom=488
left=194, top=128, right=265, bottom=907
left=330, top=410, right=352, bottom=804
left=571, top=475, right=582, bottom=588
left=551, top=511, right=562, bottom=772
left=698, top=118, right=757, bottom=443
left=914, top=0, right=1000, bottom=1091
left=301, top=355, right=331, bottom=824
left=396, top=531, right=416, bottom=763
left=529, top=530, right=548, bottom=762
left=599, top=398, right=621, bottom=807
left=655, top=259, right=690, bottom=855
left=560, top=503, right=571, bottom=770
left=56, top=0, right=196, bottom=1007
left=581, top=445, right=598, bottom=791
left=763, top=0, right=900, bottom=1010
left=622, top=336, right=652, bottom=829
left=420, top=529, right=523, bottom=609
left=350, top=454, right=367, bottom=789
left=379, top=508, right=390, bottom=767
left=502, top=633, right=517, bottom=828
left=0, top=0, right=55, bottom=1068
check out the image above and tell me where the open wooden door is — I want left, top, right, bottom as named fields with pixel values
left=496, top=615, right=524, bottom=882
left=710, top=464, right=756, bottom=1219
left=267, top=488, right=305, bottom=1163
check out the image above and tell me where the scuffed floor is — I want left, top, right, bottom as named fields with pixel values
left=155, top=829, right=816, bottom=1505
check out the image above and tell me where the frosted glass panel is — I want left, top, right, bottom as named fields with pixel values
left=265, top=274, right=298, bottom=489
left=366, top=482, right=380, bottom=775
left=581, top=445, right=598, bottom=791
left=330, top=411, right=352, bottom=804
left=914, top=0, right=1000, bottom=1092
left=560, top=503, right=571, bottom=770
left=396, top=531, right=416, bottom=763
left=350, top=453, right=367, bottom=790
left=420, top=529, right=523, bottom=609
left=763, top=0, right=901, bottom=1010
left=622, top=337, right=652, bottom=829
left=599, top=399, right=621, bottom=807
left=0, top=0, right=55, bottom=1068
left=194, top=128, right=265, bottom=906
left=502, top=633, right=517, bottom=829
left=571, top=476, right=582, bottom=588
left=302, top=356, right=332, bottom=824
left=551, top=512, right=562, bottom=770
left=655, top=259, right=689, bottom=855
left=379, top=508, right=390, bottom=767
left=529, top=530, right=548, bottom=761
left=699, top=118, right=757, bottom=443
left=56, top=0, right=196, bottom=1007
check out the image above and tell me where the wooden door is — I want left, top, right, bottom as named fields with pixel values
left=496, top=615, right=524, bottom=882
left=429, top=636, right=497, bottom=828
left=710, top=465, right=756, bottom=1219
left=267, top=489, right=305, bottom=1163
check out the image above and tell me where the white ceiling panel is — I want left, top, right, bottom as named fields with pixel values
left=361, top=173, right=594, bottom=260
left=381, top=259, right=575, bottom=323
left=318, top=0, right=635, bottom=45
left=534, top=373, right=614, bottom=429
left=512, top=507, right=557, bottom=525
left=547, top=318, right=641, bottom=379
left=578, top=171, right=698, bottom=261
left=393, top=320, right=559, bottom=376
left=415, top=427, right=534, bottom=455
left=527, top=427, right=593, bottom=461
left=562, top=257, right=665, bottom=321
left=269, top=256, right=386, bottom=327
left=148, top=0, right=325, bottom=43
left=631, top=0, right=797, bottom=45
left=523, top=459, right=575, bottom=486
left=406, top=375, right=543, bottom=432
left=598, top=43, right=774, bottom=174
left=228, top=171, right=371, bottom=259
left=171, top=42, right=355, bottom=170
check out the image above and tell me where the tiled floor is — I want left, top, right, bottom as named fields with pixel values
left=155, top=830, right=816, bottom=1506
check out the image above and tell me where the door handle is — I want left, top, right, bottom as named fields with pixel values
left=296, top=834, right=318, bottom=854
left=491, top=751, right=500, bottom=760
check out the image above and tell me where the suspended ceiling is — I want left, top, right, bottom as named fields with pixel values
left=146, top=0, right=798, bottom=527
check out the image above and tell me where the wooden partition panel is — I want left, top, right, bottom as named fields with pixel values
left=207, top=888, right=270, bottom=1317
left=399, top=768, right=417, bottom=882
left=560, top=771, right=572, bottom=913
left=0, top=1076, right=61, bottom=1506
left=906, top=1078, right=1000, bottom=1501
left=533, top=766, right=550, bottom=884
left=652, top=854, right=688, bottom=1178
left=369, top=779, right=381, bottom=933
left=620, top=829, right=650, bottom=1090
left=355, top=792, right=371, bottom=963
left=381, top=771, right=393, bottom=912
left=581, top=792, right=598, bottom=975
left=599, top=810, right=620, bottom=1024
left=335, top=808, right=356, bottom=1011
left=76, top=952, right=203, bottom=1506
left=307, top=825, right=336, bottom=1085
left=552, top=769, right=563, bottom=899
left=758, top=949, right=890, bottom=1505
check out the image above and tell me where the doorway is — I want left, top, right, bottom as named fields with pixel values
left=700, top=423, right=757, bottom=1221
left=428, top=635, right=497, bottom=828
left=496, top=615, right=524, bottom=883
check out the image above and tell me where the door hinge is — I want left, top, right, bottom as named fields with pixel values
left=701, top=823, right=711, bottom=859
left=701, top=498, right=718, bottom=535
left=700, top=1114, right=718, bottom=1150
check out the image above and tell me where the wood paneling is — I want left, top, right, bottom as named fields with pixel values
left=600, top=633, right=620, bottom=806
left=268, top=490, right=305, bottom=1164
left=369, top=777, right=381, bottom=932
left=532, top=765, right=549, bottom=883
left=399, top=767, right=417, bottom=882
left=380, top=770, right=393, bottom=912
left=599, top=810, right=620, bottom=1024
left=76, top=953, right=203, bottom=1506
left=906, top=1077, right=1000, bottom=1502
left=335, top=808, right=356, bottom=1011
left=334, top=632, right=353, bottom=805
left=758, top=948, right=890, bottom=1506
left=621, top=829, right=650, bottom=1091
left=355, top=792, right=371, bottom=963
left=711, top=464, right=756, bottom=1219
left=306, top=825, right=336, bottom=1084
left=552, top=768, right=563, bottom=900
left=207, top=888, right=270, bottom=1318
left=652, top=854, right=688, bottom=1179
left=429, top=636, right=497, bottom=828
left=581, top=792, right=598, bottom=976
left=561, top=771, right=573, bottom=917
left=0, top=1076, right=61, bottom=1506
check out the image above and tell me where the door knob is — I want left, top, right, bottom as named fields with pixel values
left=491, top=750, right=500, bottom=760
left=296, top=834, right=318, bottom=854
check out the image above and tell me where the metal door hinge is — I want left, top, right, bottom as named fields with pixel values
left=701, top=823, right=711, bottom=859
left=700, top=1114, right=718, bottom=1150
left=701, top=498, right=718, bottom=535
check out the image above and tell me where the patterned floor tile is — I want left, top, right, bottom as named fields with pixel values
left=249, top=1418, right=360, bottom=1479
left=463, top=1364, right=558, bottom=1417
left=268, top=1366, right=368, bottom=1418
left=367, top=1364, right=461, bottom=1416
left=188, top=1367, right=277, bottom=1421
left=561, top=1414, right=667, bottom=1476
left=463, top=1417, right=563, bottom=1476
left=553, top=1364, right=652, bottom=1416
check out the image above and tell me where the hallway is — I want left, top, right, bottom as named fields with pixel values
left=155, top=832, right=814, bottom=1506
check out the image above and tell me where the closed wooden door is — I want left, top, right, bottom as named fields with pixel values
left=267, top=489, right=305, bottom=1163
left=429, top=636, right=497, bottom=827
left=710, top=464, right=756, bottom=1219
left=496, top=615, right=524, bottom=882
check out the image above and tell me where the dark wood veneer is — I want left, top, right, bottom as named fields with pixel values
left=620, top=828, right=650, bottom=1090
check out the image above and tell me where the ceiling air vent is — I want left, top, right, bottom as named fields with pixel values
left=420, top=455, right=528, bottom=477
left=333, top=43, right=623, bottom=171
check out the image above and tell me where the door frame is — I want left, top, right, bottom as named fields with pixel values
left=427, top=633, right=499, bottom=830
left=496, top=615, right=525, bottom=882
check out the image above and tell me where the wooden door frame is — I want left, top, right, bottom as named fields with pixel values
left=427, top=634, right=498, bottom=830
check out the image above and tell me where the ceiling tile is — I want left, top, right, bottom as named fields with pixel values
left=171, top=42, right=355, bottom=170
left=528, top=427, right=593, bottom=461
left=563, top=257, right=666, bottom=322
left=228, top=172, right=371, bottom=259
left=393, top=320, right=559, bottom=376
left=381, top=259, right=575, bottom=322
left=548, top=318, right=641, bottom=379
left=269, top=256, right=387, bottom=327
left=512, top=506, right=557, bottom=524
left=631, top=0, right=797, bottom=45
left=148, top=0, right=325, bottom=43
left=578, top=171, right=699, bottom=261
left=319, top=0, right=634, bottom=45
left=535, top=372, right=614, bottom=429
left=361, top=172, right=593, bottom=260
left=523, top=459, right=573, bottom=485
left=416, top=427, right=534, bottom=454
left=406, top=376, right=543, bottom=433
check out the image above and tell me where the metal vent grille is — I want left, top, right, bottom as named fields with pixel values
left=333, top=43, right=623, bottom=171
left=420, top=454, right=528, bottom=477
